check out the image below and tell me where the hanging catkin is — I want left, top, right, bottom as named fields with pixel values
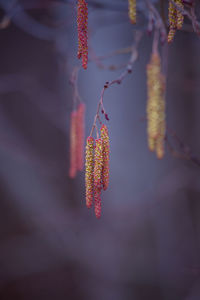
left=77, top=0, right=88, bottom=69
left=156, top=75, right=166, bottom=159
left=147, top=53, right=162, bottom=142
left=100, top=125, right=110, bottom=191
left=85, top=136, right=95, bottom=208
left=176, top=0, right=184, bottom=30
left=69, top=111, right=78, bottom=178
left=94, top=138, right=103, bottom=218
left=128, top=0, right=136, bottom=24
left=146, top=52, right=166, bottom=159
left=168, top=0, right=184, bottom=43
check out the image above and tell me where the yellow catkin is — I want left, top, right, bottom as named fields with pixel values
left=128, top=0, right=136, bottom=24
left=156, top=119, right=165, bottom=159
left=147, top=53, right=166, bottom=159
left=100, top=125, right=110, bottom=191
left=85, top=136, right=95, bottom=208
left=94, top=138, right=103, bottom=219
left=168, top=0, right=184, bottom=42
left=156, top=76, right=166, bottom=159
left=147, top=53, right=162, bottom=143
left=168, top=1, right=177, bottom=43
left=94, top=138, right=103, bottom=188
left=176, top=0, right=184, bottom=30
left=94, top=186, right=102, bottom=219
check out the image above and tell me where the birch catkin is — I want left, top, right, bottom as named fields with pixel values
left=94, top=138, right=103, bottom=218
left=147, top=53, right=162, bottom=143
left=176, top=0, right=184, bottom=30
left=69, top=111, right=77, bottom=178
left=85, top=136, right=94, bottom=208
left=94, top=186, right=102, bottom=219
left=128, top=0, right=136, bottom=24
left=77, top=0, right=88, bottom=69
left=168, top=1, right=177, bottom=43
left=168, top=0, right=184, bottom=43
left=146, top=53, right=166, bottom=158
left=100, top=125, right=110, bottom=191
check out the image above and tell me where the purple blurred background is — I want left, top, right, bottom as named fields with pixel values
left=0, top=0, right=200, bottom=299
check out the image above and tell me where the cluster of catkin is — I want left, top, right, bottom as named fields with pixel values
left=168, top=0, right=184, bottom=42
left=77, top=0, right=88, bottom=69
left=85, top=125, right=110, bottom=219
left=128, top=0, right=136, bottom=24
left=69, top=103, right=85, bottom=178
left=146, top=52, right=166, bottom=159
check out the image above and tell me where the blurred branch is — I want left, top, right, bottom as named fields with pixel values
left=0, top=0, right=67, bottom=40
left=166, top=128, right=200, bottom=167
left=89, top=45, right=132, bottom=71
left=90, top=31, right=143, bottom=137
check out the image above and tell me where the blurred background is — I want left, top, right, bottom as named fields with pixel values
left=0, top=0, right=200, bottom=299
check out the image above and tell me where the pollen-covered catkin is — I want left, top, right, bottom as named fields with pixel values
left=128, top=0, right=136, bottom=24
left=100, top=125, right=110, bottom=191
left=85, top=136, right=95, bottom=208
left=156, top=75, right=166, bottom=159
left=146, top=53, right=162, bottom=145
left=76, top=103, right=85, bottom=171
left=146, top=53, right=166, bottom=159
left=77, top=0, right=88, bottom=69
left=176, top=0, right=184, bottom=30
left=168, top=1, right=177, bottom=43
left=168, top=0, right=184, bottom=42
left=93, top=138, right=103, bottom=218
left=94, top=138, right=103, bottom=188
left=94, top=186, right=102, bottom=219
left=69, top=111, right=77, bottom=178
left=156, top=119, right=165, bottom=159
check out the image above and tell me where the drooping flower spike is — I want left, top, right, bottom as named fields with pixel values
left=147, top=53, right=162, bottom=142
left=94, top=138, right=103, bottom=218
left=146, top=52, right=166, bottom=159
left=94, top=186, right=102, bottom=219
left=85, top=136, right=95, bottom=208
left=100, top=125, right=110, bottom=191
left=176, top=0, right=184, bottom=30
left=77, top=0, right=88, bottom=69
left=128, top=0, right=136, bottom=24
left=168, top=0, right=184, bottom=43
left=69, top=111, right=78, bottom=178
left=94, top=138, right=103, bottom=189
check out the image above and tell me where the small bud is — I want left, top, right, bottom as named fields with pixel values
left=105, top=114, right=110, bottom=121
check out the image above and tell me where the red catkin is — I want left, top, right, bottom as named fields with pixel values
left=69, top=111, right=78, bottom=178
left=77, top=0, right=88, bottom=69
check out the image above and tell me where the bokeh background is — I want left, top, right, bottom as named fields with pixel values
left=0, top=0, right=200, bottom=299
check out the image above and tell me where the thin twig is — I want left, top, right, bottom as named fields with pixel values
left=166, top=128, right=200, bottom=167
left=90, top=31, right=143, bottom=137
left=69, top=66, right=81, bottom=110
